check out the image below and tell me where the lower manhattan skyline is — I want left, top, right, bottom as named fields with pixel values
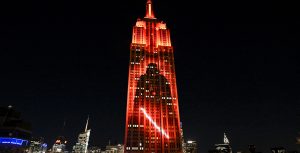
left=0, top=0, right=299, bottom=153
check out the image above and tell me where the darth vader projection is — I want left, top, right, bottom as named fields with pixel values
left=127, top=63, right=179, bottom=152
left=134, top=63, right=172, bottom=106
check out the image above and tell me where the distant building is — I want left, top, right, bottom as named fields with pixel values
left=72, top=117, right=91, bottom=153
left=248, top=144, right=256, bottom=153
left=88, top=146, right=101, bottom=153
left=28, top=137, right=47, bottom=153
left=0, top=105, right=32, bottom=152
left=271, top=147, right=286, bottom=153
left=183, top=140, right=197, bottom=153
left=103, top=142, right=124, bottom=153
left=180, top=122, right=185, bottom=153
left=208, top=133, right=232, bottom=153
left=51, top=136, right=67, bottom=153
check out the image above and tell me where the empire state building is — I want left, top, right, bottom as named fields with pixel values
left=124, top=0, right=183, bottom=152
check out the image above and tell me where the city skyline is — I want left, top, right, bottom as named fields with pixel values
left=0, top=0, right=299, bottom=152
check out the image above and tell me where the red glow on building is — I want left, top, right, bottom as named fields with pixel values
left=140, top=108, right=169, bottom=139
left=124, top=0, right=183, bottom=152
left=145, top=0, right=155, bottom=19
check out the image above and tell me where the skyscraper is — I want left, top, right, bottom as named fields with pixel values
left=183, top=141, right=198, bottom=153
left=124, top=0, right=183, bottom=152
left=28, top=137, right=47, bottom=153
left=72, top=117, right=91, bottom=153
left=209, top=133, right=232, bottom=153
left=51, top=136, right=67, bottom=153
left=52, top=121, right=68, bottom=153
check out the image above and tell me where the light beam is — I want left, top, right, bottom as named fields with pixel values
left=140, top=108, right=169, bottom=139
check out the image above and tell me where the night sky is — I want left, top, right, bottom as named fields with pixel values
left=0, top=0, right=299, bottom=152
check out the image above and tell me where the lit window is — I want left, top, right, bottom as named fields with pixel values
left=132, top=147, right=138, bottom=150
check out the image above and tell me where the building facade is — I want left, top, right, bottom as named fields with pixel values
left=208, top=133, right=232, bottom=153
left=28, top=137, right=47, bottom=153
left=183, top=141, right=197, bottom=153
left=104, top=144, right=124, bottom=153
left=88, top=146, right=101, bottom=153
left=72, top=117, right=91, bottom=153
left=124, top=0, right=183, bottom=152
left=51, top=136, right=67, bottom=153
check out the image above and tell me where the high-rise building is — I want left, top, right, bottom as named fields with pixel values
left=183, top=141, right=197, bottom=153
left=73, top=117, right=91, bottom=153
left=52, top=119, right=68, bottom=153
left=208, top=133, right=232, bottom=153
left=180, top=122, right=185, bottom=152
left=28, top=137, right=47, bottom=153
left=51, top=136, right=67, bottom=153
left=215, top=133, right=232, bottom=153
left=124, top=0, right=183, bottom=152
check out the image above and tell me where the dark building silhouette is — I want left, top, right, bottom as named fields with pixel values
left=245, top=144, right=262, bottom=153
left=0, top=105, right=32, bottom=152
left=248, top=145, right=256, bottom=153
left=208, top=133, right=232, bottom=153
left=271, top=147, right=286, bottom=153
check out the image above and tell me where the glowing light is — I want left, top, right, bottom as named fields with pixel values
left=187, top=141, right=194, bottom=144
left=140, top=108, right=169, bottom=139
left=42, top=143, right=47, bottom=147
left=145, top=0, right=155, bottom=19
left=148, top=4, right=151, bottom=17
left=125, top=0, right=182, bottom=151
left=0, top=137, right=28, bottom=146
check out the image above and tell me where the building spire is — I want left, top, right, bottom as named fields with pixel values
left=224, top=132, right=230, bottom=144
left=145, top=0, right=155, bottom=18
left=85, top=115, right=89, bottom=132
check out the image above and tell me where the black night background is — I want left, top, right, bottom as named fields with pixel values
left=0, top=0, right=299, bottom=152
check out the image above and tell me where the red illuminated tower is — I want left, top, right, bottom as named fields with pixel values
left=124, top=0, right=182, bottom=153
